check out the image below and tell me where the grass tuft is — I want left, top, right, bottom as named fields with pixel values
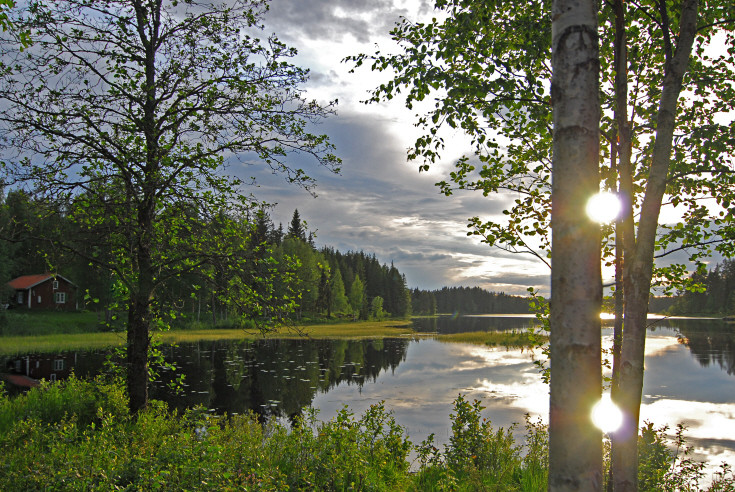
left=438, top=330, right=545, bottom=348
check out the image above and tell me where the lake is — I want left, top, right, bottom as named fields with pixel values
left=3, top=315, right=734, bottom=477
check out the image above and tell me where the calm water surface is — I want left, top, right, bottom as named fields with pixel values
left=3, top=315, right=734, bottom=477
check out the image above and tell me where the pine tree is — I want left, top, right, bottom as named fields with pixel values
left=270, top=223, right=284, bottom=246
left=252, top=209, right=271, bottom=249
left=287, top=209, right=306, bottom=242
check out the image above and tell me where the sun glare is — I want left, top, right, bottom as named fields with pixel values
left=586, top=191, right=621, bottom=224
left=592, top=393, right=623, bottom=433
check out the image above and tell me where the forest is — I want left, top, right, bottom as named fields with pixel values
left=0, top=190, right=412, bottom=322
left=1, top=188, right=537, bottom=323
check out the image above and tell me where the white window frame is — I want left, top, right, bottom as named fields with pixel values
left=52, top=280, right=59, bottom=290
left=16, top=291, right=23, bottom=304
left=55, top=292, right=66, bottom=304
left=54, top=359, right=64, bottom=371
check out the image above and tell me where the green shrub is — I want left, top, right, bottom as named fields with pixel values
left=413, top=395, right=547, bottom=492
left=273, top=403, right=412, bottom=490
left=0, top=374, right=127, bottom=434
left=603, top=421, right=735, bottom=492
left=2, top=381, right=733, bottom=491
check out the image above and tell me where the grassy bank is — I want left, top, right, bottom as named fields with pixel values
left=1, top=310, right=547, bottom=355
left=0, top=320, right=415, bottom=355
left=0, top=310, right=104, bottom=336
left=437, top=330, right=545, bottom=348
left=2, top=376, right=732, bottom=491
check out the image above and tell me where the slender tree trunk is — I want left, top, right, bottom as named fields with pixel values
left=613, top=1, right=699, bottom=489
left=609, top=0, right=632, bottom=487
left=549, top=0, right=603, bottom=489
left=608, top=142, right=624, bottom=492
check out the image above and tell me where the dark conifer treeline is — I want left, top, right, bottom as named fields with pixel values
left=410, top=286, right=532, bottom=315
left=430, top=286, right=532, bottom=314
left=0, top=193, right=413, bottom=321
left=669, top=259, right=735, bottom=315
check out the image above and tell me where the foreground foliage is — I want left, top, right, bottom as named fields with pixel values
left=1, top=377, right=732, bottom=491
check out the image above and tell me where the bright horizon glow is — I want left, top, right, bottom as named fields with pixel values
left=586, top=191, right=622, bottom=224
left=592, top=393, right=623, bottom=433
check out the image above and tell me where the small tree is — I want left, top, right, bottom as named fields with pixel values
left=349, top=276, right=365, bottom=320
left=330, top=269, right=349, bottom=315
left=0, top=0, right=339, bottom=413
left=370, top=295, right=388, bottom=320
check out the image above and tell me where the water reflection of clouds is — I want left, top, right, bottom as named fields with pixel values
left=641, top=399, right=735, bottom=480
left=607, top=327, right=735, bottom=480
left=311, top=340, right=548, bottom=446
left=311, top=334, right=735, bottom=481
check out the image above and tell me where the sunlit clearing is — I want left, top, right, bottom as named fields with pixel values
left=586, top=191, right=621, bottom=223
left=592, top=393, right=623, bottom=433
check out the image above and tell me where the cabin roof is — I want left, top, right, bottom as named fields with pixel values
left=7, top=273, right=77, bottom=290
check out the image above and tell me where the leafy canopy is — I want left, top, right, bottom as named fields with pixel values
left=347, top=0, right=735, bottom=287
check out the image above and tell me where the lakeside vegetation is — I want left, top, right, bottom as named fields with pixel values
left=1, top=376, right=732, bottom=491
left=0, top=318, right=416, bottom=356
left=436, top=330, right=546, bottom=349
left=0, top=315, right=547, bottom=356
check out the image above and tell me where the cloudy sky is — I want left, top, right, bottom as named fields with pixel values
left=241, top=0, right=552, bottom=295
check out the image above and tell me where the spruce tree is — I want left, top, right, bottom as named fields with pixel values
left=287, top=209, right=306, bottom=242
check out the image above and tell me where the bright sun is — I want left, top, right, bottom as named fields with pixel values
left=591, top=394, right=623, bottom=433
left=586, top=191, right=621, bottom=224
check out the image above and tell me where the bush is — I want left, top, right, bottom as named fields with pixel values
left=413, top=395, right=547, bottom=491
left=2, top=382, right=733, bottom=491
left=0, top=374, right=128, bottom=434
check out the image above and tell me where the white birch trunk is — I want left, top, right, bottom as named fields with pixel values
left=549, top=0, right=603, bottom=490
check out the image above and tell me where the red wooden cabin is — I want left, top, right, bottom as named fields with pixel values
left=7, top=273, right=78, bottom=311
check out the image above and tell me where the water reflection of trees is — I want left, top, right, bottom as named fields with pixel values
left=664, top=319, right=735, bottom=376
left=150, top=338, right=410, bottom=419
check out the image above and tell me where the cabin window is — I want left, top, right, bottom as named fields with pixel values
left=37, top=295, right=41, bottom=304
left=54, top=359, right=64, bottom=371
left=49, top=373, right=57, bottom=382
left=55, top=292, right=66, bottom=304
left=52, top=280, right=59, bottom=290
left=16, top=291, right=23, bottom=304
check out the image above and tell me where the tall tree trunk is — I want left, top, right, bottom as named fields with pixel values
left=127, top=234, right=154, bottom=414
left=613, top=1, right=699, bottom=489
left=549, top=0, right=603, bottom=489
left=127, top=288, right=151, bottom=414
